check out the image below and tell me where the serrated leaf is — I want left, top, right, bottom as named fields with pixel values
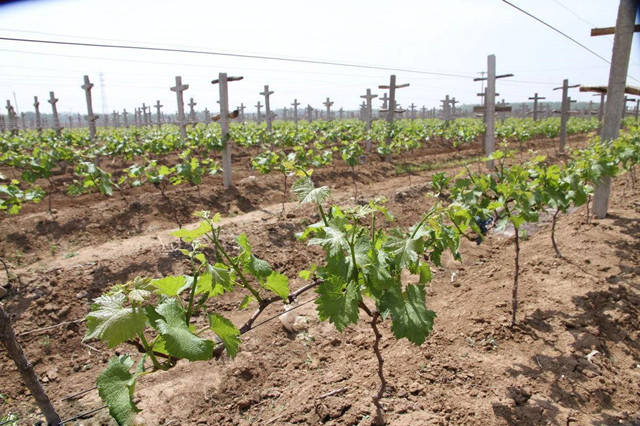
left=208, top=313, right=241, bottom=358
left=237, top=234, right=273, bottom=279
left=84, top=293, right=147, bottom=348
left=152, top=299, right=214, bottom=361
left=384, top=228, right=424, bottom=270
left=151, top=276, right=189, bottom=297
left=195, top=264, right=234, bottom=297
left=315, top=275, right=361, bottom=331
left=97, top=355, right=140, bottom=426
left=308, top=225, right=350, bottom=257
left=292, top=176, right=331, bottom=204
left=171, top=220, right=212, bottom=242
left=239, top=295, right=255, bottom=310
left=264, top=271, right=289, bottom=300
left=381, top=284, right=435, bottom=345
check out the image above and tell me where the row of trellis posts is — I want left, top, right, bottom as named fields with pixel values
left=1, top=53, right=639, bottom=199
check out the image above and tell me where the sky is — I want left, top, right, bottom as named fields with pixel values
left=0, top=0, right=638, bottom=115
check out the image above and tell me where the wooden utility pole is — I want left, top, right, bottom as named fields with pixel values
left=170, top=76, right=189, bottom=140
left=528, top=93, right=546, bottom=121
left=360, top=88, right=378, bottom=152
left=593, top=0, right=639, bottom=218
left=473, top=54, right=513, bottom=168
left=48, top=91, right=62, bottom=135
left=1, top=303, right=61, bottom=425
left=212, top=73, right=243, bottom=189
left=81, top=75, right=98, bottom=140
left=291, top=99, right=300, bottom=125
left=260, top=85, right=274, bottom=132
left=552, top=79, right=580, bottom=151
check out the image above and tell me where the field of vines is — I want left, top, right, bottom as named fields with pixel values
left=1, top=116, right=639, bottom=425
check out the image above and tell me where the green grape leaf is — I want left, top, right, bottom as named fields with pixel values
left=263, top=271, right=289, bottom=300
left=308, top=225, right=350, bottom=257
left=292, top=176, right=331, bottom=204
left=208, top=313, right=241, bottom=358
left=97, top=355, right=140, bottom=426
left=315, top=275, right=361, bottom=331
left=151, top=276, right=189, bottom=297
left=381, top=284, right=435, bottom=345
left=195, top=264, right=234, bottom=297
left=84, top=293, right=147, bottom=348
left=171, top=220, right=212, bottom=243
left=152, top=299, right=214, bottom=361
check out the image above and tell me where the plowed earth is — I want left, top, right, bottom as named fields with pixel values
left=1, top=134, right=639, bottom=425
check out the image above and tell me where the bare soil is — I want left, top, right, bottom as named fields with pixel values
left=1, top=134, right=639, bottom=425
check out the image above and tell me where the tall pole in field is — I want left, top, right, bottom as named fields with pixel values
left=212, top=73, right=243, bottom=189
left=379, top=75, right=409, bottom=160
left=48, top=91, right=62, bottom=135
left=528, top=92, right=546, bottom=121
left=155, top=100, right=163, bottom=129
left=238, top=103, right=246, bottom=122
left=255, top=101, right=263, bottom=123
left=306, top=104, right=313, bottom=122
left=33, top=96, right=42, bottom=132
left=188, top=97, right=197, bottom=124
left=473, top=55, right=514, bottom=169
left=360, top=88, right=378, bottom=153
left=260, top=85, right=274, bottom=132
left=81, top=75, right=98, bottom=139
left=122, top=109, right=129, bottom=127
left=291, top=98, right=300, bottom=126
left=553, top=79, right=580, bottom=151
left=592, top=0, right=639, bottom=218
left=323, top=97, right=334, bottom=120
left=170, top=76, right=189, bottom=140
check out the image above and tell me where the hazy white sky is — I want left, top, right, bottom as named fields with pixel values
left=0, top=0, right=638, bottom=115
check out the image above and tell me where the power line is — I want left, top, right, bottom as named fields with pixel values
left=550, top=0, right=597, bottom=28
left=501, top=0, right=610, bottom=63
left=501, top=0, right=640, bottom=84
left=0, top=36, right=475, bottom=80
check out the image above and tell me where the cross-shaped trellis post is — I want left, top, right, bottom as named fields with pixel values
left=306, top=105, right=313, bottom=122
left=188, top=97, right=197, bottom=124
left=212, top=72, right=243, bottom=189
left=238, top=103, right=246, bottom=122
left=409, top=103, right=416, bottom=119
left=622, top=96, right=635, bottom=119
left=450, top=97, right=459, bottom=117
left=473, top=54, right=514, bottom=168
left=122, top=109, right=129, bottom=127
left=113, top=111, right=120, bottom=128
left=33, top=96, right=42, bottom=133
left=379, top=75, right=409, bottom=161
left=170, top=76, right=189, bottom=140
left=203, top=108, right=211, bottom=125
left=553, top=79, right=580, bottom=151
left=440, top=95, right=451, bottom=123
left=48, top=91, right=62, bottom=135
left=592, top=93, right=606, bottom=122
left=528, top=92, right=546, bottom=121
left=360, top=88, right=378, bottom=153
left=155, top=100, right=163, bottom=129
left=81, top=75, right=99, bottom=140
left=421, top=105, right=427, bottom=119
left=255, top=100, right=263, bottom=123
left=291, top=99, right=300, bottom=126
left=323, top=97, right=334, bottom=121
left=5, top=101, right=17, bottom=135
left=260, top=85, right=274, bottom=132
